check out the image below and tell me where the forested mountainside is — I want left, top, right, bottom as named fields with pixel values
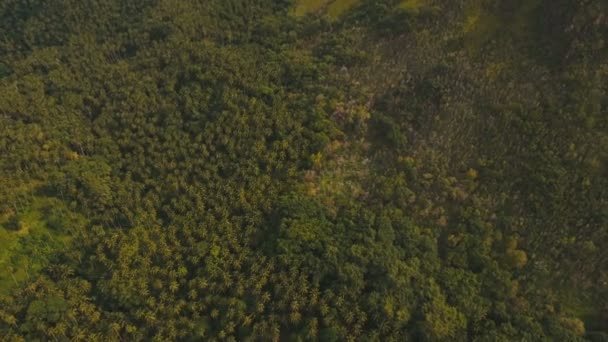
left=0, top=0, right=607, bottom=340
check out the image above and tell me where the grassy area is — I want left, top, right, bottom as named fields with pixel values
left=292, top=0, right=361, bottom=20
left=0, top=197, right=76, bottom=296
left=0, top=227, right=21, bottom=293
left=463, top=0, right=544, bottom=53
left=326, top=0, right=361, bottom=20
left=291, top=0, right=330, bottom=17
left=397, top=0, right=429, bottom=12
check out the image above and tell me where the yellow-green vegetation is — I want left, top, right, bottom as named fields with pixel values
left=0, top=198, right=74, bottom=296
left=484, top=61, right=507, bottom=80
left=462, top=3, right=501, bottom=52
left=292, top=0, right=361, bottom=20
left=291, top=0, right=330, bottom=16
left=326, top=0, right=361, bottom=20
left=463, top=0, right=544, bottom=53
left=302, top=140, right=369, bottom=213
left=0, top=0, right=606, bottom=340
left=0, top=228, right=20, bottom=294
left=559, top=288, right=605, bottom=332
left=398, top=0, right=429, bottom=12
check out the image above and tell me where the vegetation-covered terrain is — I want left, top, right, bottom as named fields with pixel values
left=0, top=0, right=607, bottom=340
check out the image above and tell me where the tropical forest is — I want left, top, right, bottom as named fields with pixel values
left=0, top=0, right=607, bottom=340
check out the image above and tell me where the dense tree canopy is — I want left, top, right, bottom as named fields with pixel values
left=0, top=0, right=606, bottom=341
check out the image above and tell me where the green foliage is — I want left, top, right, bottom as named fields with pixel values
left=292, top=0, right=330, bottom=16
left=0, top=197, right=78, bottom=296
left=0, top=0, right=606, bottom=340
left=292, top=0, right=362, bottom=20
left=398, top=0, right=429, bottom=12
left=4, top=214, right=21, bottom=232
left=326, top=0, right=361, bottom=20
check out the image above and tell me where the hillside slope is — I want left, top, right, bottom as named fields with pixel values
left=0, top=0, right=606, bottom=340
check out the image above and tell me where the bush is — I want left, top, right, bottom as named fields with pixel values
left=5, top=215, right=21, bottom=231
